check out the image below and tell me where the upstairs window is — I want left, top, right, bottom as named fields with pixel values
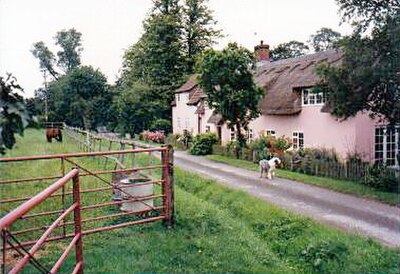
left=302, top=88, right=325, bottom=106
left=293, top=131, right=304, bottom=149
left=176, top=94, right=180, bottom=102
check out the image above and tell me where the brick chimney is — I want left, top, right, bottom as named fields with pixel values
left=254, top=40, right=270, bottom=62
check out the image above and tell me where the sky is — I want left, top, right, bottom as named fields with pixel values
left=0, top=0, right=352, bottom=98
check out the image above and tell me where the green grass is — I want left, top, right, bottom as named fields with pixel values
left=206, top=154, right=399, bottom=205
left=1, top=129, right=399, bottom=273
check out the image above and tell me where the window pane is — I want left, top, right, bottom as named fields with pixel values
left=309, top=94, right=315, bottom=104
left=316, top=93, right=322, bottom=104
left=303, top=90, right=308, bottom=105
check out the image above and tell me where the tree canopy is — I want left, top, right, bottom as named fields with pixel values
left=117, top=0, right=221, bottom=134
left=182, top=0, right=222, bottom=73
left=309, top=27, right=342, bottom=52
left=47, top=66, right=112, bottom=129
left=318, top=0, right=400, bottom=125
left=196, top=42, right=264, bottom=148
left=270, top=41, right=309, bottom=60
left=0, top=75, right=30, bottom=154
left=32, top=28, right=83, bottom=80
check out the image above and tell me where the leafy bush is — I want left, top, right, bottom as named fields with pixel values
left=177, top=130, right=193, bottom=149
left=249, top=135, right=291, bottom=160
left=364, top=164, right=398, bottom=192
left=249, top=135, right=271, bottom=160
left=273, top=136, right=292, bottom=152
left=189, top=132, right=218, bottom=155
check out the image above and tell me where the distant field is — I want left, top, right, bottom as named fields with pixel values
left=1, top=129, right=399, bottom=273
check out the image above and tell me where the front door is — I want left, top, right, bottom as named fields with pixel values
left=217, top=126, right=222, bottom=144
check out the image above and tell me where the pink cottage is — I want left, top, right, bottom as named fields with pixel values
left=172, top=41, right=400, bottom=166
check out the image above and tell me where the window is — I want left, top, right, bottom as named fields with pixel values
left=184, top=118, right=190, bottom=129
left=302, top=88, right=325, bottom=106
left=375, top=126, right=400, bottom=166
left=176, top=94, right=180, bottom=102
left=265, top=129, right=276, bottom=137
left=247, top=129, right=254, bottom=142
left=177, top=117, right=181, bottom=129
left=230, top=128, right=236, bottom=141
left=292, top=131, right=304, bottom=149
left=205, top=125, right=211, bottom=132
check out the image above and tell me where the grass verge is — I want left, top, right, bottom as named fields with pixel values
left=1, top=129, right=399, bottom=273
left=206, top=154, right=399, bottom=206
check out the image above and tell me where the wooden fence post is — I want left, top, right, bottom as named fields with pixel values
left=161, top=145, right=174, bottom=228
left=72, top=171, right=84, bottom=274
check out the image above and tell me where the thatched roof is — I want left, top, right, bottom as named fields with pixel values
left=187, top=86, right=206, bottom=105
left=174, top=49, right=342, bottom=116
left=207, top=112, right=224, bottom=125
left=256, top=49, right=342, bottom=115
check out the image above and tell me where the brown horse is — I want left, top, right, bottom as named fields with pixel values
left=46, top=128, right=62, bottom=142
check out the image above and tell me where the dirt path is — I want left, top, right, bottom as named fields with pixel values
left=173, top=151, right=400, bottom=248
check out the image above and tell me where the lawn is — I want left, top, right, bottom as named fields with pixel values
left=1, top=129, right=399, bottom=273
left=206, top=154, right=399, bottom=205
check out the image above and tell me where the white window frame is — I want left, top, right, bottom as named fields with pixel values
left=302, top=88, right=325, bottom=106
left=375, top=126, right=400, bottom=167
left=292, top=131, right=304, bottom=149
left=230, top=128, right=236, bottom=141
left=265, top=129, right=276, bottom=137
left=177, top=117, right=181, bottom=129
left=205, top=125, right=211, bottom=132
left=184, top=118, right=190, bottom=129
left=247, top=129, right=254, bottom=142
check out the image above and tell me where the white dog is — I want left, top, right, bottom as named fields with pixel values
left=259, top=157, right=281, bottom=179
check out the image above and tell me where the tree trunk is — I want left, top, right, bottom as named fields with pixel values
left=235, top=122, right=246, bottom=159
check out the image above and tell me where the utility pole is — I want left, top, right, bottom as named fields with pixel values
left=42, top=69, right=48, bottom=122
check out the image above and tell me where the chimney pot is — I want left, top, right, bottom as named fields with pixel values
left=254, top=40, right=270, bottom=62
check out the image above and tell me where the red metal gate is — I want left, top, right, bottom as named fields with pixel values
left=0, top=147, right=174, bottom=273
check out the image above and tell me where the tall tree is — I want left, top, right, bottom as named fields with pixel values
left=31, top=42, right=59, bottom=80
left=197, top=43, right=264, bottom=150
left=336, top=0, right=400, bottom=30
left=55, top=28, right=83, bottom=72
left=270, top=41, right=309, bottom=60
left=120, top=0, right=183, bottom=130
left=318, top=1, right=400, bottom=125
left=309, top=27, right=342, bottom=52
left=32, top=28, right=83, bottom=79
left=182, top=0, right=222, bottom=73
left=49, top=66, right=111, bottom=129
left=111, top=82, right=157, bottom=135
left=0, top=74, right=30, bottom=154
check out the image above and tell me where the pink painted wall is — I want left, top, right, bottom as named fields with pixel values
left=219, top=106, right=377, bottom=161
left=172, top=94, right=215, bottom=135
left=172, top=100, right=378, bottom=161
